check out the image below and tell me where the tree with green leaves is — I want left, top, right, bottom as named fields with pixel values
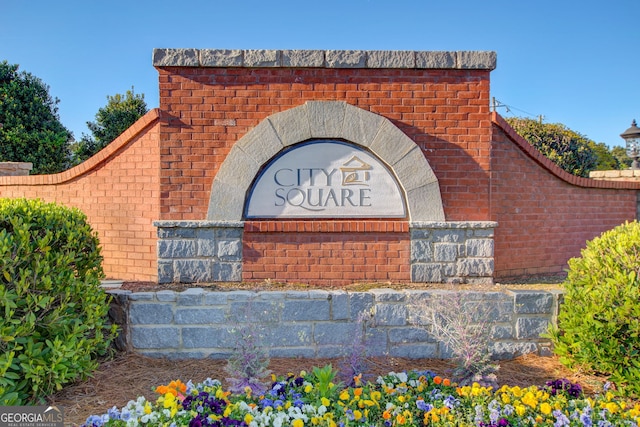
left=70, top=88, right=148, bottom=165
left=0, top=61, right=72, bottom=174
left=589, top=141, right=621, bottom=171
left=505, top=117, right=598, bottom=177
left=611, top=145, right=632, bottom=169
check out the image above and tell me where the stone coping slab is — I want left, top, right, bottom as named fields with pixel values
left=153, top=220, right=498, bottom=228
left=153, top=49, right=497, bottom=70
left=153, top=220, right=244, bottom=228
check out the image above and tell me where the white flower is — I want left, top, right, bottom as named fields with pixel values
left=395, top=372, right=408, bottom=383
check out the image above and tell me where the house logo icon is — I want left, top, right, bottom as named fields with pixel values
left=340, top=156, right=372, bottom=186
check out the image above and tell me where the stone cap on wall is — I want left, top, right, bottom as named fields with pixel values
left=153, top=48, right=496, bottom=70
left=589, top=170, right=640, bottom=182
left=0, top=162, right=32, bottom=176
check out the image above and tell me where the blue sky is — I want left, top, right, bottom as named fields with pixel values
left=2, top=0, right=639, bottom=148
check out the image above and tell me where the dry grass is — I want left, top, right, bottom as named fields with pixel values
left=48, top=351, right=607, bottom=426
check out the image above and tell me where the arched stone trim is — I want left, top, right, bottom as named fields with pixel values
left=207, top=101, right=445, bottom=221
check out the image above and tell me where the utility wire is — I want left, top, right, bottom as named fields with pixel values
left=491, top=97, right=543, bottom=122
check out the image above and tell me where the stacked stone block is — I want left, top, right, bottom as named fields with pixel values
left=156, top=221, right=243, bottom=283
left=411, top=222, right=497, bottom=284
left=111, top=287, right=560, bottom=360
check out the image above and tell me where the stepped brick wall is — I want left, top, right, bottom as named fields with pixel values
left=490, top=113, right=639, bottom=278
left=0, top=111, right=161, bottom=281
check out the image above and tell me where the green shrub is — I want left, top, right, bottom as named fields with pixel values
left=547, top=221, right=640, bottom=396
left=0, top=198, right=118, bottom=405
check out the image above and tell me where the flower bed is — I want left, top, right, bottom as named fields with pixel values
left=82, top=367, right=639, bottom=427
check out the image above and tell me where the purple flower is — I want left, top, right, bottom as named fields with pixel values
left=260, top=398, right=274, bottom=408
left=416, top=400, right=432, bottom=411
left=443, top=395, right=458, bottom=409
left=545, top=378, right=583, bottom=398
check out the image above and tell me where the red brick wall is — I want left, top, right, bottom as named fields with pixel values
left=0, top=110, right=161, bottom=281
left=157, top=67, right=493, bottom=222
left=491, top=113, right=639, bottom=278
left=243, top=220, right=410, bottom=285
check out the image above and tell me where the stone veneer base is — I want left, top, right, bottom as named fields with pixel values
left=154, top=221, right=497, bottom=285
left=108, top=287, right=560, bottom=360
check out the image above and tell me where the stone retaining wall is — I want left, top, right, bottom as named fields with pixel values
left=109, top=288, right=561, bottom=360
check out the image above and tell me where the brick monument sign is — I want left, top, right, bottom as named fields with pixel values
left=1, top=49, right=638, bottom=285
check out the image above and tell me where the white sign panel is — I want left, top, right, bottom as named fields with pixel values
left=245, top=140, right=406, bottom=218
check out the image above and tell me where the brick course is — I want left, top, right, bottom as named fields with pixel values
left=243, top=220, right=410, bottom=285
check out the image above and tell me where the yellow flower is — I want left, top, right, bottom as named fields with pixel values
left=144, top=402, right=152, bottom=415
left=244, top=414, right=254, bottom=424
left=457, top=386, right=470, bottom=397
left=511, top=386, right=523, bottom=398
left=163, top=393, right=176, bottom=409
left=339, top=390, right=350, bottom=401
left=514, top=404, right=526, bottom=417
left=353, top=410, right=363, bottom=420
left=605, top=402, right=619, bottom=414
left=540, top=402, right=552, bottom=415
left=424, top=410, right=440, bottom=423
left=305, top=384, right=313, bottom=393
left=321, top=397, right=331, bottom=407
left=522, top=391, right=538, bottom=408
left=292, top=418, right=304, bottom=427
